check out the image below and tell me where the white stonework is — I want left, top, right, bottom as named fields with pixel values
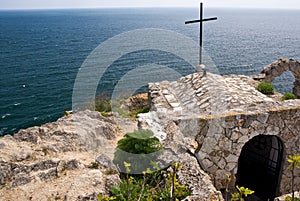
left=142, top=60, right=300, bottom=199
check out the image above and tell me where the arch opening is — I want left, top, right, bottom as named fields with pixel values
left=236, top=135, right=285, bottom=201
left=272, top=71, right=295, bottom=94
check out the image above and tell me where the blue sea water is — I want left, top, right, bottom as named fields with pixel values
left=0, top=8, right=300, bottom=135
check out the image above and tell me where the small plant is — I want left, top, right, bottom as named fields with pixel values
left=282, top=93, right=296, bottom=101
left=231, top=185, right=254, bottom=201
left=257, top=82, right=275, bottom=95
left=130, top=106, right=150, bottom=118
left=166, top=162, right=191, bottom=200
left=98, top=194, right=115, bottom=201
left=225, top=174, right=231, bottom=201
left=95, top=94, right=112, bottom=115
left=88, top=161, right=99, bottom=169
left=285, top=196, right=300, bottom=201
left=287, top=155, right=300, bottom=201
left=113, top=130, right=162, bottom=174
left=106, top=162, right=190, bottom=201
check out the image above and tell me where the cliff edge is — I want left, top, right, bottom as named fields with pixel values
left=0, top=110, right=121, bottom=201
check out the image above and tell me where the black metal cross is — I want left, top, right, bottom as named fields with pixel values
left=185, top=3, right=217, bottom=65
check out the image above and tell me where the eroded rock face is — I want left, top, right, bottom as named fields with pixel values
left=121, top=93, right=149, bottom=112
left=1, top=107, right=223, bottom=200
left=0, top=110, right=120, bottom=201
left=139, top=116, right=225, bottom=201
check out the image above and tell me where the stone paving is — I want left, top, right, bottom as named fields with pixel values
left=149, top=71, right=300, bottom=120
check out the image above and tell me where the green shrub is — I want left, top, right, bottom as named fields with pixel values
left=88, top=161, right=99, bottom=169
left=285, top=196, right=300, bottom=201
left=130, top=106, right=150, bottom=118
left=231, top=186, right=255, bottom=201
left=107, top=162, right=191, bottom=201
left=95, top=94, right=112, bottom=114
left=113, top=130, right=162, bottom=174
left=282, top=93, right=296, bottom=101
left=257, top=82, right=275, bottom=95
left=287, top=155, right=300, bottom=201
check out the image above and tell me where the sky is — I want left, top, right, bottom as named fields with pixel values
left=0, top=0, right=300, bottom=10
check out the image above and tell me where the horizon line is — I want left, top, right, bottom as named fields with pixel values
left=1, top=6, right=300, bottom=11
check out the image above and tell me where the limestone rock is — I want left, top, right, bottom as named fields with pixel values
left=151, top=118, right=225, bottom=200
left=121, top=93, right=149, bottom=112
left=0, top=110, right=120, bottom=200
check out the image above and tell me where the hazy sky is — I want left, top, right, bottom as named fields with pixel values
left=1, top=0, right=300, bottom=10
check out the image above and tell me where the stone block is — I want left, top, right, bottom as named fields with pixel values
left=225, top=162, right=236, bottom=172
left=231, top=131, right=241, bottom=142
left=257, top=113, right=269, bottom=124
left=201, top=137, right=217, bottom=153
left=266, top=125, right=280, bottom=135
left=217, top=158, right=226, bottom=169
left=225, top=154, right=238, bottom=164
left=237, top=135, right=249, bottom=144
left=202, top=158, right=214, bottom=169
left=218, top=139, right=232, bottom=151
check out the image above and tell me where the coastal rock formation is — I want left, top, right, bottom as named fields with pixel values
left=2, top=59, right=300, bottom=200
left=121, top=93, right=149, bottom=112
left=0, top=110, right=121, bottom=201
left=157, top=120, right=224, bottom=200
left=253, top=58, right=300, bottom=98
left=0, top=109, right=223, bottom=201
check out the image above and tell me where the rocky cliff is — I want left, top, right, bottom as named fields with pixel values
left=0, top=110, right=121, bottom=201
left=0, top=109, right=224, bottom=201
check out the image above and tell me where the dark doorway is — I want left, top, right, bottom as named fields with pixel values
left=236, top=135, right=285, bottom=201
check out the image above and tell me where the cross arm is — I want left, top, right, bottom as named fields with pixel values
left=185, top=17, right=217, bottom=24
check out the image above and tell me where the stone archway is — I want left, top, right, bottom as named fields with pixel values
left=258, top=59, right=300, bottom=98
left=236, top=135, right=285, bottom=201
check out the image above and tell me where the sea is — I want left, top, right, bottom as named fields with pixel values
left=1, top=8, right=300, bottom=135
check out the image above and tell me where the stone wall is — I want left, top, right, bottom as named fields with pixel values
left=176, top=106, right=300, bottom=195
left=145, top=62, right=300, bottom=199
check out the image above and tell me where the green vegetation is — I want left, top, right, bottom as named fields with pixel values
left=95, top=94, right=112, bottom=116
left=99, top=114, right=300, bottom=201
left=231, top=186, right=254, bottom=201
left=88, top=161, right=99, bottom=169
left=94, top=94, right=150, bottom=118
left=287, top=155, right=300, bottom=201
left=98, top=162, right=190, bottom=201
left=99, top=130, right=190, bottom=201
left=113, top=130, right=162, bottom=173
left=225, top=174, right=254, bottom=201
left=282, top=93, right=297, bottom=101
left=129, top=106, right=150, bottom=118
left=286, top=197, right=300, bottom=201
left=225, top=174, right=231, bottom=201
left=257, top=82, right=275, bottom=95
